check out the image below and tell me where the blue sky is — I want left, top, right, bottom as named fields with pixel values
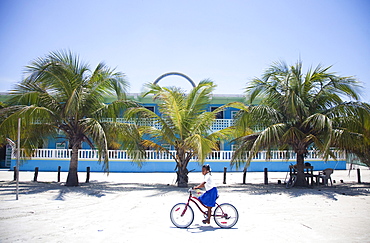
left=0, top=0, right=369, bottom=102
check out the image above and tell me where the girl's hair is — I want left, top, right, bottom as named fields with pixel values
left=202, top=164, right=211, bottom=174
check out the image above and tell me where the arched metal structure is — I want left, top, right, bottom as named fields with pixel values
left=153, top=72, right=196, bottom=87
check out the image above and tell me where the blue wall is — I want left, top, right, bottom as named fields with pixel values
left=11, top=158, right=346, bottom=172
left=42, top=104, right=239, bottom=151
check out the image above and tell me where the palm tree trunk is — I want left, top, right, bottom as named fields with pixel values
left=177, top=164, right=189, bottom=188
left=175, top=149, right=190, bottom=187
left=66, top=144, right=79, bottom=186
left=295, top=153, right=308, bottom=187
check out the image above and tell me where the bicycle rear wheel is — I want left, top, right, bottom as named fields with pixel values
left=213, top=203, right=238, bottom=228
left=170, top=203, right=194, bottom=228
left=286, top=175, right=297, bottom=188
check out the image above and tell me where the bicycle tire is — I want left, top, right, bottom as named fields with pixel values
left=170, top=203, right=194, bottom=228
left=286, top=175, right=297, bottom=188
left=213, top=203, right=239, bottom=228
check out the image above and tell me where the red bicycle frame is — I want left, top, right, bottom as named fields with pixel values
left=181, top=190, right=222, bottom=217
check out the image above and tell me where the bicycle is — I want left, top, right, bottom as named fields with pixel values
left=285, top=173, right=297, bottom=188
left=285, top=164, right=297, bottom=188
left=170, top=188, right=239, bottom=228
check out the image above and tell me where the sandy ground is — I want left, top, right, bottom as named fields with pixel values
left=0, top=167, right=370, bottom=243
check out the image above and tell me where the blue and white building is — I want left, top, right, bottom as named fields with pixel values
left=0, top=73, right=347, bottom=172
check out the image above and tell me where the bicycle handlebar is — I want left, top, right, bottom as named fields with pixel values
left=188, top=187, right=195, bottom=193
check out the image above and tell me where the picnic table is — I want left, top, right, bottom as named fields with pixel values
left=289, top=164, right=315, bottom=186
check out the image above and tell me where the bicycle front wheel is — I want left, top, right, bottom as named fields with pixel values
left=286, top=175, right=297, bottom=188
left=170, top=203, right=194, bottom=228
left=213, top=203, right=239, bottom=228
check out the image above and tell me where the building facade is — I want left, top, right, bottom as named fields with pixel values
left=4, top=92, right=347, bottom=172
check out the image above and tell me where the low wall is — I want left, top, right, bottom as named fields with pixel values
left=11, top=158, right=347, bottom=173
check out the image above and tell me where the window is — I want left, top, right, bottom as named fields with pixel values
left=231, top=144, right=238, bottom=151
left=162, top=144, right=171, bottom=150
left=210, top=106, right=224, bottom=119
left=56, top=142, right=66, bottom=149
left=231, top=111, right=238, bottom=119
left=144, top=106, right=155, bottom=112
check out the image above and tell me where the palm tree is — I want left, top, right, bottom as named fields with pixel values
left=331, top=101, right=370, bottom=167
left=126, top=81, right=239, bottom=187
left=232, top=60, right=370, bottom=186
left=0, top=50, right=135, bottom=186
left=0, top=102, right=9, bottom=159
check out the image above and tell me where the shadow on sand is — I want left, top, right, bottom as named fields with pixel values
left=217, top=182, right=370, bottom=200
left=0, top=179, right=369, bottom=201
left=170, top=224, right=238, bottom=233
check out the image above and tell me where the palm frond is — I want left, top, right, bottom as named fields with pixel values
left=2, top=50, right=132, bottom=176
left=80, top=118, right=109, bottom=168
left=184, top=134, right=218, bottom=163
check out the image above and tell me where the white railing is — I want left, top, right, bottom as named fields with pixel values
left=101, top=118, right=163, bottom=130
left=101, top=118, right=267, bottom=132
left=211, top=119, right=234, bottom=131
left=101, top=118, right=235, bottom=131
left=19, top=149, right=346, bottom=161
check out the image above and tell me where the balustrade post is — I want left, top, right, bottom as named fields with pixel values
left=33, top=167, right=39, bottom=182
left=223, top=167, right=227, bottom=184
left=243, top=168, right=247, bottom=184
left=13, top=166, right=17, bottom=181
left=57, top=166, right=61, bottom=182
left=264, top=168, right=268, bottom=185
left=86, top=167, right=90, bottom=183
left=357, top=168, right=362, bottom=184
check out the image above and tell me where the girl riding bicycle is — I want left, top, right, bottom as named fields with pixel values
left=193, top=164, right=218, bottom=224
